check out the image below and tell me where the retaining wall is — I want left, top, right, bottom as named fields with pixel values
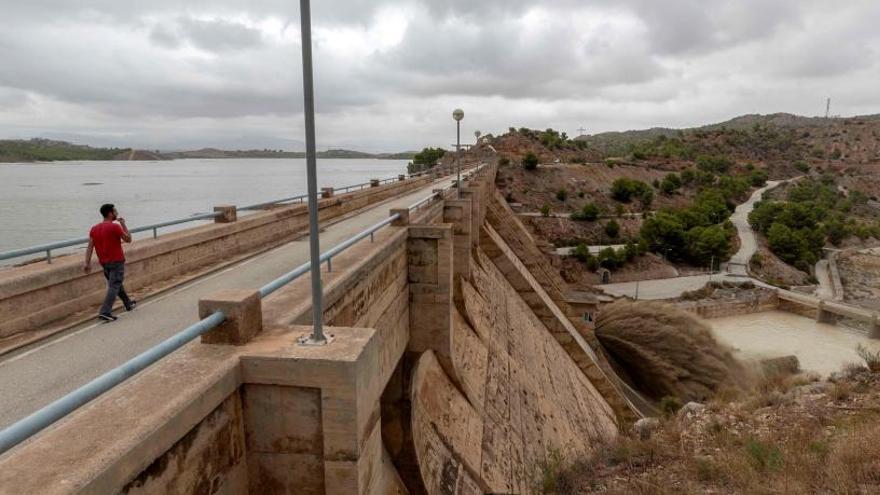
left=675, top=291, right=779, bottom=319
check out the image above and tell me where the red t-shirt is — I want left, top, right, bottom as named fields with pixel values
left=89, top=221, right=126, bottom=264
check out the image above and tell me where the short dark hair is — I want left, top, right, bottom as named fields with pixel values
left=100, top=203, right=115, bottom=218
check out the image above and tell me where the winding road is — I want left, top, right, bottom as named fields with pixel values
left=600, top=180, right=789, bottom=299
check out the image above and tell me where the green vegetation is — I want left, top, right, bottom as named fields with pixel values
left=749, top=177, right=880, bottom=272
left=540, top=203, right=551, bottom=217
left=556, top=189, right=568, bottom=202
left=639, top=169, right=752, bottom=266
left=407, top=147, right=446, bottom=174
left=604, top=219, right=620, bottom=238
left=571, top=202, right=600, bottom=221
left=696, top=154, right=733, bottom=174
left=0, top=139, right=128, bottom=162
left=572, top=239, right=646, bottom=271
left=522, top=152, right=539, bottom=171
left=660, top=173, right=682, bottom=194
left=611, top=178, right=652, bottom=205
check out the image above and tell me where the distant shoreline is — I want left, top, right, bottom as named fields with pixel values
left=0, top=139, right=416, bottom=163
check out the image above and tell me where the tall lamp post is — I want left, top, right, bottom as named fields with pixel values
left=453, top=108, right=464, bottom=197
left=298, top=0, right=325, bottom=345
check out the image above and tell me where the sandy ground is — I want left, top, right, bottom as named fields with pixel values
left=708, top=310, right=880, bottom=376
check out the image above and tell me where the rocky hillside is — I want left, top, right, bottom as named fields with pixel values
left=554, top=362, right=880, bottom=494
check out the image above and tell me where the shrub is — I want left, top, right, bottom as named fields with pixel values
left=794, top=160, right=810, bottom=173
left=605, top=220, right=621, bottom=239
left=856, top=344, right=880, bottom=372
left=540, top=203, right=551, bottom=217
left=572, top=202, right=600, bottom=221
left=659, top=395, right=682, bottom=415
left=696, top=154, right=733, bottom=174
left=522, top=152, right=539, bottom=170
left=611, top=178, right=651, bottom=203
left=407, top=147, right=446, bottom=174
left=556, top=189, right=568, bottom=202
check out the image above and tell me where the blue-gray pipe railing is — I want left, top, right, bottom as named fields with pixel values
left=0, top=169, right=438, bottom=265
left=0, top=162, right=484, bottom=456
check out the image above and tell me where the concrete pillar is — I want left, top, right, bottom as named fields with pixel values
left=406, top=225, right=454, bottom=370
left=443, top=198, right=473, bottom=283
left=390, top=208, right=409, bottom=226
left=370, top=179, right=380, bottom=188
left=240, top=325, right=393, bottom=494
left=213, top=205, right=237, bottom=223
left=815, top=301, right=837, bottom=324
left=321, top=187, right=335, bottom=198
left=198, top=289, right=262, bottom=345
left=398, top=174, right=406, bottom=181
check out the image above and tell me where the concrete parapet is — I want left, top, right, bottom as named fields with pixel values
left=816, top=300, right=839, bottom=324
left=390, top=208, right=409, bottom=227
left=199, top=289, right=263, bottom=345
left=321, top=187, right=334, bottom=198
left=443, top=199, right=473, bottom=284
left=213, top=205, right=237, bottom=223
left=406, top=224, right=454, bottom=374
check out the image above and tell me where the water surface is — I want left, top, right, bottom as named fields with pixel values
left=0, top=158, right=408, bottom=263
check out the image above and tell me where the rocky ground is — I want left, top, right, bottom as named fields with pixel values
left=748, top=236, right=812, bottom=288
left=553, top=364, right=880, bottom=494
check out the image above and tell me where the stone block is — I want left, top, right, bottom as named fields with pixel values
left=321, top=187, right=335, bottom=198
left=199, top=289, right=262, bottom=345
left=213, top=205, right=237, bottom=223
left=390, top=208, right=409, bottom=226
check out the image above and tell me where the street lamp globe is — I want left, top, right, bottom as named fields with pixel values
left=452, top=109, right=464, bottom=121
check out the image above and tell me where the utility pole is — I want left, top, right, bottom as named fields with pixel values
left=825, top=98, right=831, bottom=119
left=298, top=0, right=325, bottom=345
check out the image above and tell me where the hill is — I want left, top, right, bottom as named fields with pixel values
left=0, top=139, right=416, bottom=163
left=0, top=139, right=134, bottom=163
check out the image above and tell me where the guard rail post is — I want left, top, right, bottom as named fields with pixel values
left=213, top=205, right=237, bottom=223
left=390, top=208, right=409, bottom=227
left=198, top=289, right=262, bottom=345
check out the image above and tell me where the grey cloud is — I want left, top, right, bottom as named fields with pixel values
left=0, top=0, right=879, bottom=151
left=177, top=18, right=264, bottom=52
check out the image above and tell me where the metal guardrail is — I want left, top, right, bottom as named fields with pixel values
left=0, top=162, right=485, bottom=457
left=0, top=170, right=438, bottom=265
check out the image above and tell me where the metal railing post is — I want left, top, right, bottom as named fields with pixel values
left=46, top=249, right=52, bottom=264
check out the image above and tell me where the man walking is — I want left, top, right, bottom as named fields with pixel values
left=84, top=204, right=136, bottom=321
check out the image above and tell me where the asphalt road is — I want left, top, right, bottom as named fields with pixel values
left=0, top=176, right=454, bottom=429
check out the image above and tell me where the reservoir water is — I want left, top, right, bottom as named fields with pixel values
left=709, top=310, right=880, bottom=376
left=0, top=158, right=408, bottom=263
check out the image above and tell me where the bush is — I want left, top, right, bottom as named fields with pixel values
left=611, top=178, right=651, bottom=203
left=540, top=203, right=551, bottom=217
left=659, top=396, right=682, bottom=416
left=605, top=220, right=621, bottom=238
left=407, top=147, right=446, bottom=174
left=795, top=160, right=810, bottom=173
left=572, top=202, right=600, bottom=221
left=522, top=152, right=539, bottom=171
left=696, top=154, right=733, bottom=174
left=556, top=189, right=568, bottom=202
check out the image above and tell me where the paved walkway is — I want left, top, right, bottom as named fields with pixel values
left=0, top=176, right=453, bottom=429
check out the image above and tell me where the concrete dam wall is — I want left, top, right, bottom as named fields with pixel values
left=0, top=162, right=632, bottom=494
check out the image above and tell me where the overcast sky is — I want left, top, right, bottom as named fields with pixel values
left=1, top=0, right=878, bottom=151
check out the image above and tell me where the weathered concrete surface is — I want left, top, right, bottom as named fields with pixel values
left=485, top=189, right=641, bottom=422
left=0, top=175, right=434, bottom=342
left=410, top=249, right=618, bottom=493
left=675, top=291, right=779, bottom=319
